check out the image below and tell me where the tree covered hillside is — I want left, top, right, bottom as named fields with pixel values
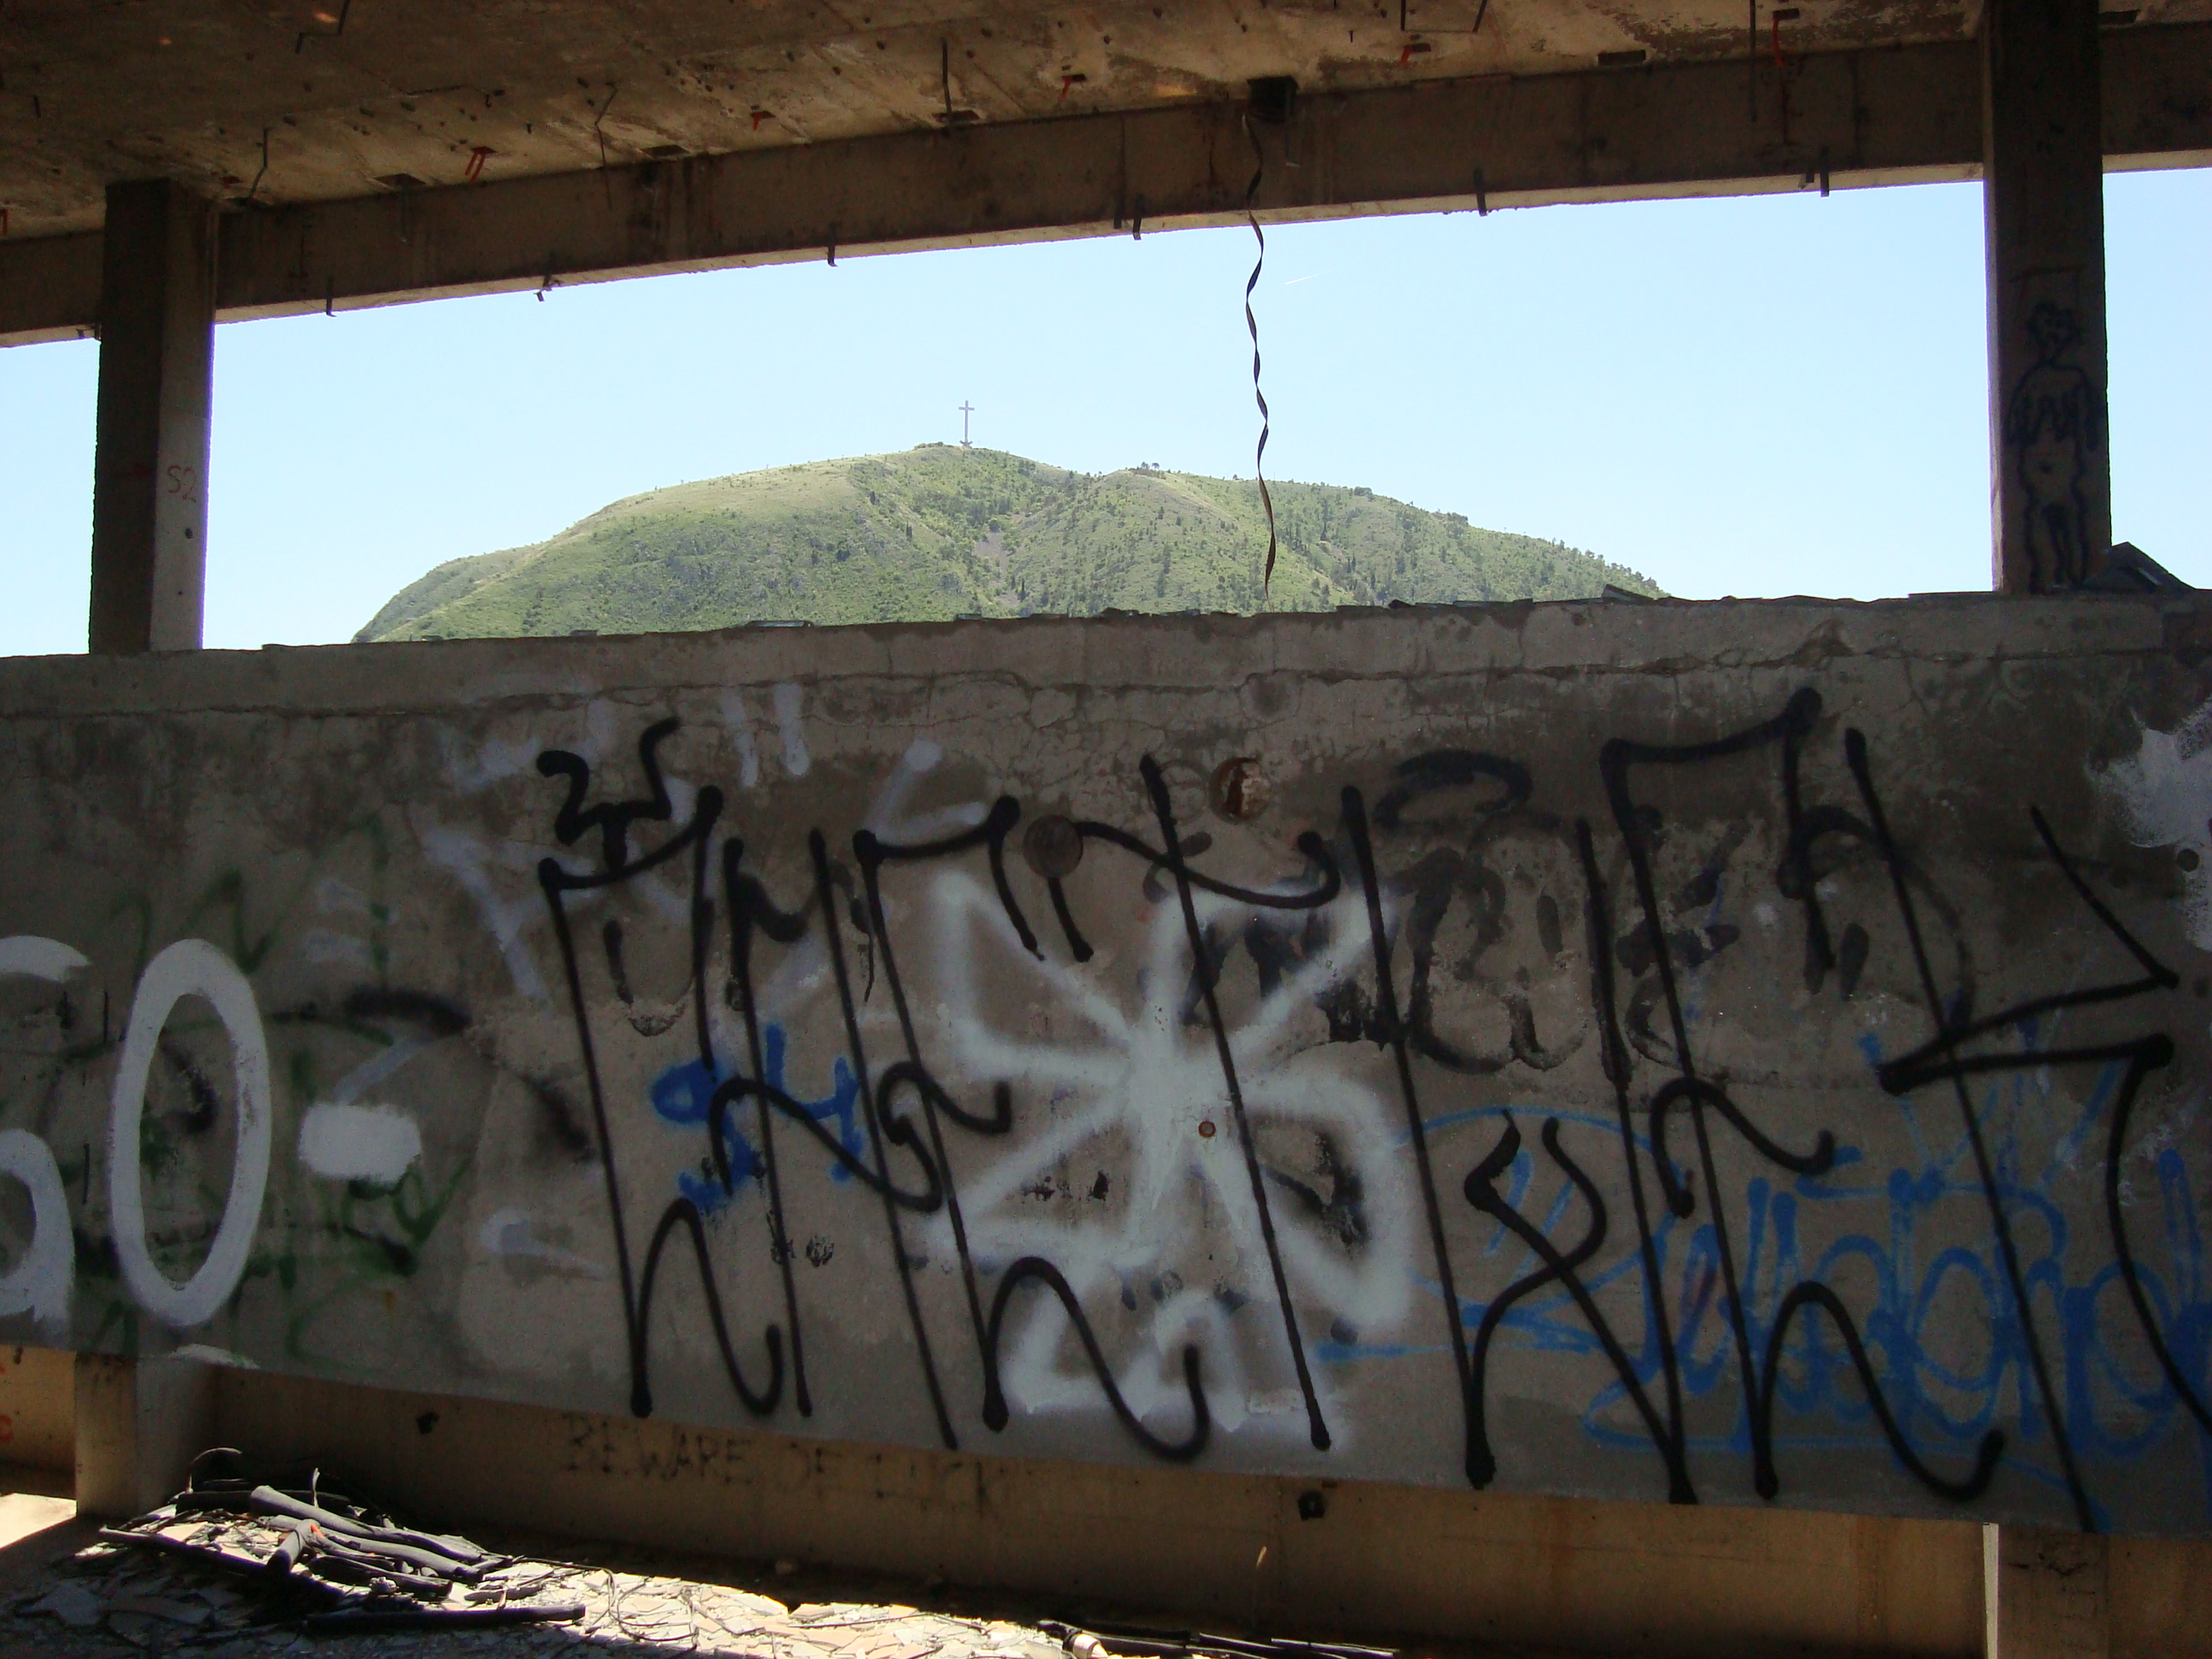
left=357, top=445, right=1661, bottom=641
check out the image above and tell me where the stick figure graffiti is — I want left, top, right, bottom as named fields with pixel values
left=2002, top=299, right=2106, bottom=591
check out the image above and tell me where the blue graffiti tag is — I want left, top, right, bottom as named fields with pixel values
left=1380, top=1033, right=2212, bottom=1522
left=649, top=1022, right=865, bottom=1214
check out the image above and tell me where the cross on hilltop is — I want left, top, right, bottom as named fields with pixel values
left=959, top=402, right=975, bottom=447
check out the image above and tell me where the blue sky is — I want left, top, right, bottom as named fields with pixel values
left=2, top=168, right=2205, bottom=655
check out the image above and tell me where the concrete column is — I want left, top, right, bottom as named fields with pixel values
left=1984, top=1524, right=2110, bottom=1659
left=73, top=1353, right=216, bottom=1519
left=1982, top=0, right=2110, bottom=594
left=89, top=178, right=215, bottom=654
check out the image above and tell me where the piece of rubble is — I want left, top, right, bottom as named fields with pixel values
left=106, top=1591, right=213, bottom=1625
left=23, top=1580, right=103, bottom=1628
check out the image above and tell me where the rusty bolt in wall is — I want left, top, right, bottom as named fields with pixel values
left=1023, top=813, right=1084, bottom=879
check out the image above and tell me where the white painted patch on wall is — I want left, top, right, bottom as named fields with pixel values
left=479, top=1205, right=605, bottom=1276
left=773, top=681, right=811, bottom=777
left=0, top=935, right=88, bottom=981
left=2094, top=696, right=2212, bottom=949
left=719, top=690, right=761, bottom=789
left=298, top=1102, right=422, bottom=1187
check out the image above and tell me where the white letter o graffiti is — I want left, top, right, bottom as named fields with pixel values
left=108, top=939, right=272, bottom=1329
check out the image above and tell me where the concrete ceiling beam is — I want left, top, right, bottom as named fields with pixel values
left=2, top=24, right=2205, bottom=349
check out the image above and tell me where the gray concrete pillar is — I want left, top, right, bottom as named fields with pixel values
left=89, top=178, right=215, bottom=654
left=1982, top=0, right=2110, bottom=594
left=73, top=1353, right=216, bottom=1519
left=1984, top=1523, right=2110, bottom=1658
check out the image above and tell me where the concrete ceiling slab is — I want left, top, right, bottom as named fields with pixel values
left=6, top=0, right=2131, bottom=237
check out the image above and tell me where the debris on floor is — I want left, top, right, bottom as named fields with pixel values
left=0, top=1450, right=1433, bottom=1656
left=6, top=1512, right=1086, bottom=1656
left=0, top=1451, right=1086, bottom=1656
left=6, top=1447, right=597, bottom=1644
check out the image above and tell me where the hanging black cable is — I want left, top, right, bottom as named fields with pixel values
left=1242, top=120, right=1277, bottom=593
left=1242, top=79, right=1295, bottom=596
left=244, top=127, right=271, bottom=206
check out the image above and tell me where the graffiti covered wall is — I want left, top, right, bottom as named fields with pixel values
left=3, top=595, right=2210, bottom=1534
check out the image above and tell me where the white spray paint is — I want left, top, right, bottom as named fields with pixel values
left=773, top=682, right=811, bottom=777
left=0, top=935, right=84, bottom=1336
left=419, top=822, right=553, bottom=1002
left=316, top=877, right=373, bottom=916
left=478, top=1205, right=606, bottom=1276
left=698, top=733, right=990, bottom=1062
left=437, top=725, right=551, bottom=794
left=298, top=930, right=376, bottom=969
left=0, top=935, right=88, bottom=982
left=329, top=1034, right=435, bottom=1107
left=303, top=880, right=378, bottom=970
left=2094, top=695, right=2212, bottom=949
left=0, top=1130, right=73, bottom=1337
left=298, top=1102, right=423, bottom=1187
left=926, top=872, right=1412, bottom=1445
left=424, top=703, right=675, bottom=1000
left=864, top=738, right=989, bottom=841
left=719, top=689, right=762, bottom=789
left=108, top=939, right=273, bottom=1330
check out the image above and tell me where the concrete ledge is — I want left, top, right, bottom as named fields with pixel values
left=3, top=1355, right=2197, bottom=1654
left=220, top=1366, right=1987, bottom=1658
left=0, top=592, right=2192, bottom=722
left=0, top=1347, right=74, bottom=1476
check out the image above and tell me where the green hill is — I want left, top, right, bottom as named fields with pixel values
left=356, top=445, right=1662, bottom=641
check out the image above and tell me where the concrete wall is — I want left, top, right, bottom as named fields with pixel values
left=3, top=594, right=2211, bottom=1540
left=0, top=1345, right=73, bottom=1473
